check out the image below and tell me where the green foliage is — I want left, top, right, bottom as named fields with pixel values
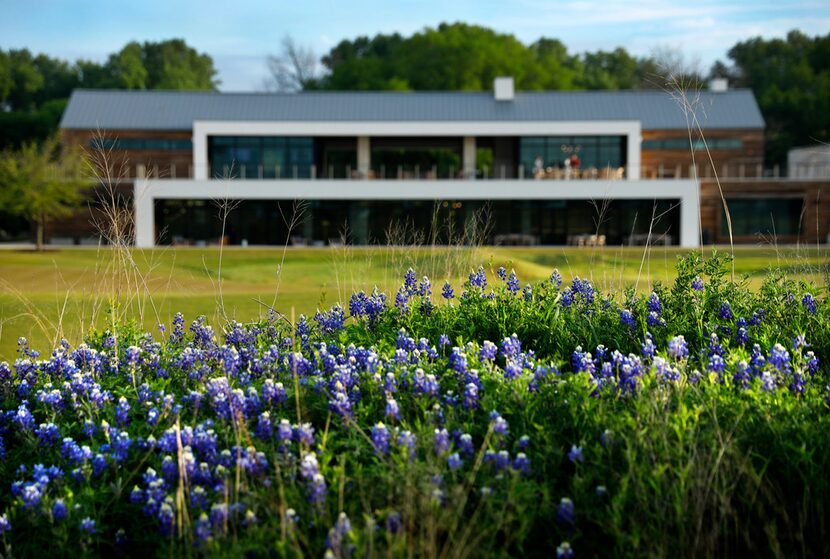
left=714, top=30, right=830, bottom=166
left=0, top=136, right=89, bottom=249
left=0, top=40, right=218, bottom=148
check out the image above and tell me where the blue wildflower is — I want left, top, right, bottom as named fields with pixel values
left=568, top=445, right=584, bottom=464
left=556, top=498, right=575, bottom=526
left=802, top=293, right=817, bottom=315
left=371, top=423, right=390, bottom=456
left=507, top=270, right=520, bottom=293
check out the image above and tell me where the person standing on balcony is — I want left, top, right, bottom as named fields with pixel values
left=533, top=155, right=544, bottom=179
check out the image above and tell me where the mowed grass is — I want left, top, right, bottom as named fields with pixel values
left=0, top=244, right=827, bottom=360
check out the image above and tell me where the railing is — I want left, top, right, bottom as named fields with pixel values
left=122, top=163, right=830, bottom=181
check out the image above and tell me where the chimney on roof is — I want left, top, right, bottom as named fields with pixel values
left=494, top=77, right=514, bottom=101
left=709, top=78, right=728, bottom=92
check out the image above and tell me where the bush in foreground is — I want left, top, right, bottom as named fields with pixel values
left=0, top=253, right=828, bottom=557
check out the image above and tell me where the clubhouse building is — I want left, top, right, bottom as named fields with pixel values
left=57, top=78, right=828, bottom=248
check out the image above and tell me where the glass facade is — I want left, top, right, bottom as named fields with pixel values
left=643, top=138, right=742, bottom=150
left=155, top=198, right=680, bottom=246
left=519, top=136, right=626, bottom=174
left=91, top=138, right=192, bottom=150
left=208, top=136, right=314, bottom=179
left=723, top=198, right=804, bottom=237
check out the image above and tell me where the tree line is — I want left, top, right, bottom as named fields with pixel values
left=1, top=26, right=828, bottom=165
left=0, top=39, right=218, bottom=148
left=268, top=24, right=830, bottom=167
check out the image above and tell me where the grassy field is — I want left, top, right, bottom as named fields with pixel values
left=0, top=244, right=827, bottom=360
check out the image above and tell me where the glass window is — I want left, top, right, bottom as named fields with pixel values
left=208, top=136, right=314, bottom=179
left=519, top=136, right=625, bottom=177
left=723, top=198, right=803, bottom=236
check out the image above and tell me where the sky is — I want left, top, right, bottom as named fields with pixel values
left=3, top=0, right=829, bottom=91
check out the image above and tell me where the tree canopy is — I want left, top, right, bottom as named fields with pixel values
left=267, top=23, right=828, bottom=167
left=712, top=30, right=830, bottom=165
left=0, top=39, right=218, bottom=148
left=0, top=136, right=88, bottom=249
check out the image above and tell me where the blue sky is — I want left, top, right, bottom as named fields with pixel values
left=3, top=0, right=828, bottom=90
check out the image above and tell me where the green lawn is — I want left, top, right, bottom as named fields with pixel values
left=0, top=244, right=827, bottom=360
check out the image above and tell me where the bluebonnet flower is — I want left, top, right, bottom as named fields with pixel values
left=523, top=284, right=533, bottom=301
left=115, top=396, right=131, bottom=426
left=641, top=333, right=656, bottom=359
left=326, top=513, right=352, bottom=557
left=441, top=281, right=454, bottom=300
left=439, top=334, right=450, bottom=347
left=507, top=270, right=520, bottom=293
left=371, top=423, right=390, bottom=455
left=14, top=402, right=35, bottom=431
left=647, top=311, right=665, bottom=328
left=385, top=398, right=400, bottom=420
left=572, top=278, right=595, bottom=305
left=647, top=292, right=662, bottom=314
left=550, top=269, right=562, bottom=288
left=480, top=341, right=497, bottom=361
left=560, top=288, right=574, bottom=308
left=568, top=445, right=584, bottom=464
left=736, top=327, right=748, bottom=346
left=293, top=423, right=315, bottom=446
left=806, top=351, right=819, bottom=376
left=556, top=498, right=575, bottom=526
left=469, top=267, right=487, bottom=290
left=557, top=542, right=575, bottom=559
left=719, top=302, right=734, bottom=321
left=434, top=429, right=450, bottom=457
left=397, top=430, right=417, bottom=460
left=80, top=517, right=96, bottom=534
left=52, top=500, right=68, bottom=521
left=518, top=435, right=530, bottom=450
left=500, top=334, right=521, bottom=359
left=512, top=452, right=531, bottom=474
left=802, top=293, right=817, bottom=315
left=620, top=309, right=636, bottom=330
left=314, top=305, right=346, bottom=334
left=36, top=423, right=60, bottom=446
left=708, top=333, right=724, bottom=357
left=403, top=268, right=417, bottom=293
left=760, top=371, right=776, bottom=392
left=447, top=453, right=463, bottom=470
left=792, top=334, right=807, bottom=350
left=0, top=514, right=10, bottom=534
left=692, top=277, right=704, bottom=291
left=458, top=433, right=475, bottom=457
left=497, top=266, right=507, bottom=281
left=708, top=355, right=726, bottom=378
left=769, top=344, right=791, bottom=373
left=748, top=308, right=765, bottom=326
left=490, top=411, right=508, bottom=436
left=418, top=276, right=431, bottom=297
left=667, top=335, right=688, bottom=359
left=395, top=287, right=410, bottom=312
left=732, top=361, right=751, bottom=389
left=462, top=383, right=479, bottom=410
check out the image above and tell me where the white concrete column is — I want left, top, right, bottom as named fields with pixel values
left=357, top=136, right=370, bottom=178
left=462, top=136, right=476, bottom=179
left=679, top=180, right=701, bottom=248
left=626, top=129, right=641, bottom=179
left=193, top=129, right=208, bottom=180
left=134, top=180, right=156, bottom=248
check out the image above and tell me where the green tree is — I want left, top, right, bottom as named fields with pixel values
left=0, top=136, right=88, bottom=250
left=6, top=49, right=44, bottom=110
left=106, top=41, right=148, bottom=89
left=141, top=39, right=219, bottom=89
left=715, top=30, right=830, bottom=166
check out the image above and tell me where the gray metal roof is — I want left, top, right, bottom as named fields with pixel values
left=60, top=89, right=765, bottom=131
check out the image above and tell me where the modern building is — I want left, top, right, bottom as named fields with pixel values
left=57, top=78, right=826, bottom=248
